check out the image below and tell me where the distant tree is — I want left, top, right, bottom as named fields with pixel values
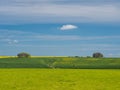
left=17, top=52, right=31, bottom=58
left=92, top=52, right=103, bottom=58
left=87, top=56, right=91, bottom=58
left=75, top=56, right=79, bottom=58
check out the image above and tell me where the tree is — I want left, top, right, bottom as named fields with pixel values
left=87, top=56, right=91, bottom=58
left=92, top=52, right=103, bottom=58
left=17, top=52, right=31, bottom=58
left=75, top=56, right=79, bottom=58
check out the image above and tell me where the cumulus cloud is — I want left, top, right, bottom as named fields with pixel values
left=60, top=24, right=78, bottom=30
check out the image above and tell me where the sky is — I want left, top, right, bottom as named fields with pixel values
left=0, top=0, right=120, bottom=57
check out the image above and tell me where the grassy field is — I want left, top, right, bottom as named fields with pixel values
left=0, top=57, right=120, bottom=69
left=0, top=69, right=119, bottom=90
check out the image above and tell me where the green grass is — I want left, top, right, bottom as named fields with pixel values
left=0, top=69, right=120, bottom=90
left=0, top=57, right=120, bottom=69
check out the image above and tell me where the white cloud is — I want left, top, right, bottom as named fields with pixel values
left=7, top=39, right=19, bottom=44
left=13, top=40, right=19, bottom=43
left=60, top=24, right=78, bottom=30
left=0, top=0, right=120, bottom=24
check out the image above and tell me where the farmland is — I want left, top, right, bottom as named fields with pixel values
left=0, top=57, right=120, bottom=69
left=0, top=57, right=120, bottom=90
left=0, top=69, right=120, bottom=90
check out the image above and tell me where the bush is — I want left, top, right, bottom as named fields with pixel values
left=17, top=52, right=31, bottom=58
left=93, top=52, right=103, bottom=58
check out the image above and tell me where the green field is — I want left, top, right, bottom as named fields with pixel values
left=0, top=69, right=120, bottom=90
left=0, top=57, right=120, bottom=69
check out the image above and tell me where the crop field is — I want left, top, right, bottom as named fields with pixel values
left=0, top=57, right=120, bottom=69
left=0, top=69, right=120, bottom=90
left=0, top=57, right=120, bottom=90
left=0, top=56, right=15, bottom=58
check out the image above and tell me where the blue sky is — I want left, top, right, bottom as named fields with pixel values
left=0, top=0, right=120, bottom=57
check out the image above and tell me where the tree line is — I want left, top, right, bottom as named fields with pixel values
left=17, top=52, right=104, bottom=58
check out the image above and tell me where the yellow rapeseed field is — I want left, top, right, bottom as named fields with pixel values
left=0, top=69, right=120, bottom=90
left=0, top=56, right=11, bottom=58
